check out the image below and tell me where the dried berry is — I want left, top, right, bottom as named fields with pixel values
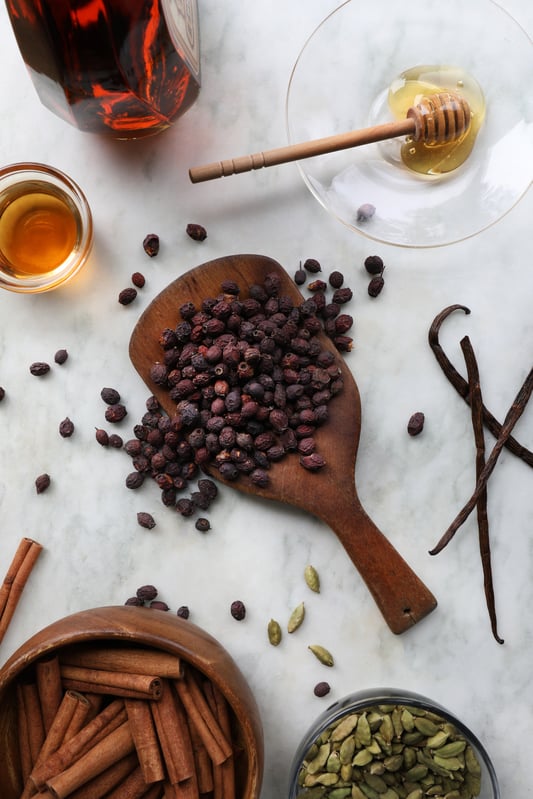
left=95, top=428, right=109, bottom=446
left=356, top=203, right=376, bottom=222
left=328, top=271, right=344, bottom=288
left=407, top=411, right=425, bottom=436
left=176, top=498, right=195, bottom=517
left=136, top=584, right=158, bottom=602
left=368, top=275, right=385, bottom=297
left=105, top=404, right=127, bottom=423
left=108, top=434, right=123, bottom=449
left=101, top=387, right=121, bottom=405
left=313, top=681, right=331, bottom=698
left=59, top=417, right=75, bottom=438
left=150, top=600, right=169, bottom=611
left=198, top=478, right=218, bottom=500
left=294, top=269, right=306, bottom=285
left=303, top=258, right=321, bottom=273
left=143, top=233, right=160, bottom=257
left=364, top=255, right=384, bottom=275
left=230, top=600, right=246, bottom=621
left=132, top=272, right=146, bottom=288
left=29, top=362, right=50, bottom=376
left=126, top=472, right=145, bottom=489
left=177, top=605, right=190, bottom=619
left=137, top=512, right=156, bottom=529
left=118, top=287, right=137, bottom=306
left=195, top=517, right=211, bottom=532
left=332, top=287, right=353, bottom=304
left=300, top=453, right=326, bottom=471
left=307, top=279, right=327, bottom=293
left=186, top=223, right=207, bottom=241
left=124, top=596, right=142, bottom=606
left=35, top=473, right=51, bottom=494
left=54, top=349, right=68, bottom=365
left=0, top=387, right=5, bottom=402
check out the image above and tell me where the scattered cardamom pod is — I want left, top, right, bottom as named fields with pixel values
left=288, top=602, right=306, bottom=633
left=304, top=564, right=321, bottom=593
left=267, top=619, right=282, bottom=646
left=308, top=644, right=334, bottom=667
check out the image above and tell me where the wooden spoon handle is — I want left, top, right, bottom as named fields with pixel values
left=324, top=499, right=437, bottom=634
left=189, top=118, right=415, bottom=183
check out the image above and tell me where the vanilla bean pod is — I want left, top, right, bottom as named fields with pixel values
left=428, top=305, right=533, bottom=467
left=461, top=336, right=503, bottom=644
left=430, top=366, right=533, bottom=555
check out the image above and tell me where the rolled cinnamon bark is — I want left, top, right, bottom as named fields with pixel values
left=173, top=669, right=232, bottom=766
left=204, top=681, right=235, bottom=799
left=60, top=665, right=162, bottom=700
left=125, top=699, right=165, bottom=784
left=150, top=680, right=197, bottom=787
left=35, top=655, right=64, bottom=734
left=61, top=646, right=183, bottom=680
left=0, top=538, right=43, bottom=644
left=68, top=753, right=138, bottom=799
left=18, top=679, right=46, bottom=766
left=95, top=764, right=150, bottom=799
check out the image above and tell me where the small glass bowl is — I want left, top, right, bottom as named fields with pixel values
left=288, top=687, right=499, bottom=799
left=0, top=162, right=93, bottom=293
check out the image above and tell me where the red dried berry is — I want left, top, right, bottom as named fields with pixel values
left=59, top=417, right=75, bottom=438
left=137, top=512, right=156, bottom=529
left=95, top=428, right=109, bottom=446
left=368, top=275, right=385, bottom=297
left=132, top=272, right=146, bottom=288
left=29, top=362, right=50, bottom=376
left=54, top=349, right=68, bottom=365
left=364, top=255, right=384, bottom=275
left=186, top=223, right=207, bottom=241
left=35, top=473, right=51, bottom=494
left=118, top=287, right=137, bottom=306
left=230, top=600, right=246, bottom=621
left=407, top=412, right=425, bottom=436
left=313, top=681, right=331, bottom=698
left=143, top=234, right=160, bottom=257
left=136, top=584, right=158, bottom=602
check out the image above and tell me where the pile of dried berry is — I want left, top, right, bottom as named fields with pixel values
left=122, top=268, right=355, bottom=514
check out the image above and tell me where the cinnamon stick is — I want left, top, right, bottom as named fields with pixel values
left=430, top=366, right=533, bottom=554
left=174, top=668, right=232, bottom=766
left=97, top=764, right=150, bottom=799
left=18, top=679, right=46, bottom=767
left=60, top=665, right=162, bottom=700
left=0, top=538, right=43, bottom=644
left=125, top=699, right=165, bottom=784
left=34, top=655, right=64, bottom=736
left=44, top=720, right=135, bottom=799
left=187, top=717, right=213, bottom=794
left=61, top=646, right=183, bottom=680
left=150, top=680, right=197, bottom=787
left=68, top=753, right=138, bottom=799
left=203, top=681, right=235, bottom=799
left=16, top=682, right=33, bottom=783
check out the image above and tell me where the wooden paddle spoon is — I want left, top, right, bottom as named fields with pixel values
left=129, top=254, right=437, bottom=634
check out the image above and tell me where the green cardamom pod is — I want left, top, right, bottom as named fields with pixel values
left=413, top=716, right=440, bottom=737
left=304, top=564, right=321, bottom=592
left=330, top=713, right=359, bottom=742
left=327, top=788, right=351, bottom=799
left=352, top=749, right=373, bottom=767
left=308, top=644, right=334, bottom=667
left=267, top=618, right=282, bottom=646
left=355, top=713, right=372, bottom=747
left=465, top=745, right=481, bottom=776
left=288, top=602, right=305, bottom=633
left=307, top=742, right=331, bottom=774
left=426, top=730, right=450, bottom=749
left=338, top=734, right=356, bottom=764
left=435, top=740, right=466, bottom=758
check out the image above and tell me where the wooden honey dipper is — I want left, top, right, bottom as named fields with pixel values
left=189, top=91, right=471, bottom=183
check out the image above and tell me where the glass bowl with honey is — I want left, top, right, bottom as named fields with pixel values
left=286, top=0, right=532, bottom=248
left=0, top=163, right=93, bottom=293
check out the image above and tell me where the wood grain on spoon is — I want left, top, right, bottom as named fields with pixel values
left=129, top=254, right=437, bottom=634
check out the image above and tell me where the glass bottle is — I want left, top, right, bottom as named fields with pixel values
left=5, top=0, right=201, bottom=139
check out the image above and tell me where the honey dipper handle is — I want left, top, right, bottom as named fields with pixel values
left=189, top=118, right=416, bottom=183
left=324, top=496, right=437, bottom=634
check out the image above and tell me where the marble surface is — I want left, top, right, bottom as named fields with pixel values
left=0, top=1, right=532, bottom=797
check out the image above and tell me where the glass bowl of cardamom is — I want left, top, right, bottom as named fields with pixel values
left=288, top=687, right=499, bottom=798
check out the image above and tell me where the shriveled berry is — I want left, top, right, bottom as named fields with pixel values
left=125, top=596, right=142, bottom=606
left=108, top=434, right=123, bottom=448
left=95, top=428, right=109, bottom=446
left=0, top=387, right=5, bottom=402
left=294, top=269, right=306, bottom=285
left=105, top=404, right=127, bottom=423
left=176, top=498, right=195, bottom=516
left=132, top=272, right=146, bottom=288
left=368, top=275, right=385, bottom=297
left=54, top=349, right=68, bottom=365
left=332, top=287, right=353, bottom=304
left=150, top=600, right=169, bottom=611
left=118, top=287, right=137, bottom=306
left=136, top=584, right=158, bottom=602
left=314, top=681, right=331, bottom=697
left=29, top=362, right=50, bottom=376
left=59, top=417, right=75, bottom=438
left=195, top=517, right=211, bottom=532
left=137, top=512, right=156, bottom=529
left=35, top=473, right=51, bottom=493
left=177, top=605, right=190, bottom=619
left=126, top=472, right=145, bottom=489
left=303, top=258, right=321, bottom=273
left=101, top=387, right=121, bottom=405
left=328, top=271, right=344, bottom=288
left=186, top=223, right=207, bottom=241
left=198, top=478, right=218, bottom=500
left=300, top=453, right=326, bottom=471
left=230, top=600, right=246, bottom=621
left=143, top=233, right=160, bottom=257
left=364, top=255, right=384, bottom=275
left=407, top=411, right=425, bottom=436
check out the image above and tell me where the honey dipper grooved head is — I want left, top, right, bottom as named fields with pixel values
left=407, top=92, right=471, bottom=145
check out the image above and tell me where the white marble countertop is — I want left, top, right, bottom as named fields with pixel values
left=0, top=1, right=532, bottom=797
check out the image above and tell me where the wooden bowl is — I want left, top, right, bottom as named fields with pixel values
left=0, top=605, right=264, bottom=798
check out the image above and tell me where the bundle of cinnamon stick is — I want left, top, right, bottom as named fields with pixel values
left=16, top=643, right=239, bottom=799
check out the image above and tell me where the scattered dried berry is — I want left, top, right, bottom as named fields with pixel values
left=54, top=349, right=68, bottom=365
left=364, top=255, right=384, bottom=275
left=126, top=472, right=145, bottom=489
left=150, top=600, right=169, bottom=611
left=124, top=596, right=142, bottom=606
left=108, top=434, right=123, bottom=449
left=105, top=404, right=127, bottom=423
left=176, top=498, right=195, bottom=517
left=95, top=428, right=109, bottom=446
left=137, top=512, right=156, bottom=529
left=101, top=387, right=121, bottom=405
left=294, top=269, right=306, bottom=285
left=59, top=417, right=75, bottom=438
left=198, top=479, right=218, bottom=501
left=328, top=271, right=344, bottom=288
left=0, top=387, right=5, bottom=402
left=356, top=203, right=376, bottom=222
left=407, top=411, right=425, bottom=436
left=35, top=473, right=51, bottom=494
left=195, top=517, right=211, bottom=532
left=136, top=584, right=158, bottom=602
left=368, top=275, right=385, bottom=297
left=118, top=287, right=137, bottom=306
left=303, top=258, right=321, bottom=273
left=29, top=362, right=50, bottom=377
left=300, top=453, right=326, bottom=471
left=186, top=223, right=207, bottom=242
left=230, top=600, right=246, bottom=621
left=177, top=605, right=190, bottom=619
left=313, top=681, right=331, bottom=698
left=143, top=233, right=160, bottom=257
left=307, top=279, right=327, bottom=293
left=132, top=272, right=146, bottom=288
left=332, top=287, right=353, bottom=304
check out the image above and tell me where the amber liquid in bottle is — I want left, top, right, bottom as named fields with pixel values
left=6, top=0, right=200, bottom=138
left=0, top=184, right=80, bottom=277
